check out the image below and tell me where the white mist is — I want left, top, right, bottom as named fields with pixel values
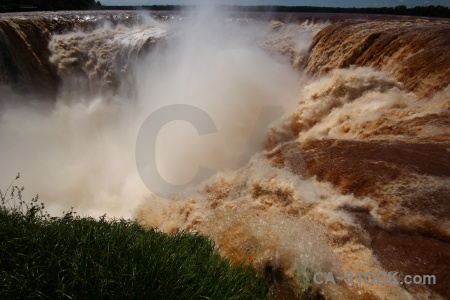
left=0, top=7, right=305, bottom=218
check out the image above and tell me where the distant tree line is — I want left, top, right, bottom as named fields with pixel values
left=261, top=5, right=450, bottom=18
left=1, top=1, right=449, bottom=18
left=0, top=0, right=101, bottom=12
left=102, top=4, right=450, bottom=18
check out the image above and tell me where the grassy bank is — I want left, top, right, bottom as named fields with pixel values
left=0, top=176, right=268, bottom=299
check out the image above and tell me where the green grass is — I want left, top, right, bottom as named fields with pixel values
left=0, top=175, right=268, bottom=299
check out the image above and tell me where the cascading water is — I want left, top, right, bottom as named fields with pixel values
left=0, top=7, right=449, bottom=299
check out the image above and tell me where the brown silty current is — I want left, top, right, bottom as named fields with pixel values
left=139, top=17, right=450, bottom=299
left=0, top=11, right=164, bottom=98
left=1, top=11, right=449, bottom=299
left=262, top=18, right=450, bottom=298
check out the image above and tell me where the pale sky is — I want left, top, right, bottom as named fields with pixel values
left=100, top=0, right=450, bottom=8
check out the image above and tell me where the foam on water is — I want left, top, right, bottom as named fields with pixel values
left=0, top=8, right=449, bottom=299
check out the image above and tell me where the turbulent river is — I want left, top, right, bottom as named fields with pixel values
left=0, top=8, right=449, bottom=299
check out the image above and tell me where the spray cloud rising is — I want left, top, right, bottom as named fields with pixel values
left=1, top=7, right=449, bottom=299
left=0, top=7, right=308, bottom=217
